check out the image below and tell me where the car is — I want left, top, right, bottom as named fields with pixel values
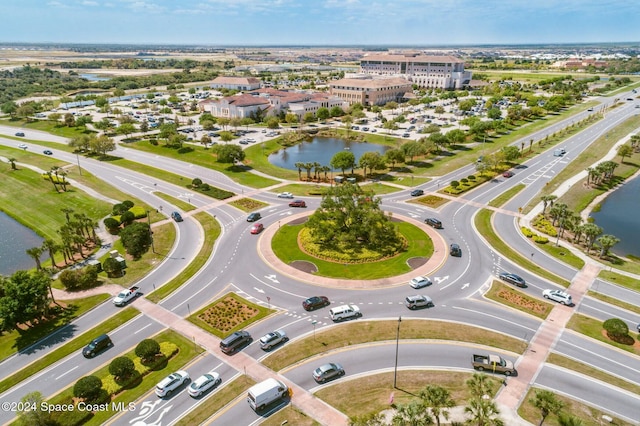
left=188, top=371, right=221, bottom=397
left=82, top=334, right=113, bottom=358
left=587, top=108, right=594, bottom=112
left=250, top=223, right=264, bottom=234
left=171, top=211, right=183, bottom=222
left=543, top=289, right=573, bottom=305
left=425, top=218, right=443, bottom=229
left=411, top=189, right=424, bottom=197
left=247, top=212, right=261, bottom=222
left=450, top=243, right=462, bottom=257
left=277, top=192, right=294, bottom=199
left=302, top=296, right=330, bottom=311
left=43, top=150, right=53, bottom=155
left=18, top=143, right=28, bottom=149
left=409, top=276, right=432, bottom=289
left=554, top=148, right=567, bottom=157
left=502, top=170, right=514, bottom=178
left=259, top=330, right=289, bottom=350
left=402, top=133, right=411, bottom=138
left=15, top=132, right=25, bottom=137
left=626, top=98, right=634, bottom=101
left=499, top=272, right=526, bottom=288
left=312, top=362, right=345, bottom=383
left=155, top=371, right=190, bottom=397
left=289, top=200, right=306, bottom=207
left=405, top=295, right=434, bottom=310
left=371, top=128, right=377, bottom=133
left=113, top=286, right=141, bottom=306
left=220, top=330, right=252, bottom=354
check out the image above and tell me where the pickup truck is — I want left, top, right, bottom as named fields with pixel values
left=113, top=286, right=141, bottom=307
left=472, top=354, right=516, bottom=376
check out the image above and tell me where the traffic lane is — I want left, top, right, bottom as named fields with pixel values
left=113, top=353, right=232, bottom=426
left=281, top=342, right=518, bottom=391
left=578, top=295, right=640, bottom=332
left=591, top=279, right=640, bottom=308
left=535, top=364, right=640, bottom=424
left=553, top=330, right=640, bottom=381
left=207, top=384, right=289, bottom=426
left=0, top=125, right=69, bottom=144
left=0, top=315, right=164, bottom=425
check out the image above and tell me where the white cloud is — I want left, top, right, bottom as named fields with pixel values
left=80, top=0, right=99, bottom=5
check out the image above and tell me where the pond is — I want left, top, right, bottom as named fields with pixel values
left=0, top=211, right=46, bottom=276
left=590, top=174, right=640, bottom=258
left=268, top=137, right=390, bottom=170
left=80, top=73, right=111, bottom=82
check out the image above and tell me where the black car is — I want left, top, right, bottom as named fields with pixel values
left=247, top=212, right=261, bottom=222
left=302, top=296, right=330, bottom=311
left=171, top=211, right=183, bottom=222
left=43, top=149, right=53, bottom=155
left=499, top=272, right=526, bottom=288
left=82, top=334, right=113, bottom=358
left=411, top=189, right=424, bottom=197
left=425, top=218, right=443, bottom=229
left=450, top=243, right=462, bottom=257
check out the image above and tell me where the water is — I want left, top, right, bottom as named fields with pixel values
left=79, top=73, right=111, bottom=82
left=268, top=137, right=390, bottom=170
left=590, top=174, right=640, bottom=257
left=0, top=211, right=46, bottom=276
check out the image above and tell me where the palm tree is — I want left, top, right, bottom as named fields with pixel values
left=464, top=397, right=504, bottom=426
left=530, top=389, right=564, bottom=426
left=557, top=413, right=584, bottom=426
left=419, top=385, right=455, bottom=426
left=540, top=195, right=557, bottom=215
left=61, top=207, right=74, bottom=224
left=8, top=157, right=17, bottom=170
left=466, top=373, right=495, bottom=398
left=312, top=161, right=322, bottom=181
left=45, top=171, right=59, bottom=192
left=294, top=162, right=304, bottom=181
left=42, top=239, right=60, bottom=269
left=303, top=162, right=314, bottom=181
left=596, top=234, right=620, bottom=258
left=392, top=400, right=432, bottom=426
left=26, top=246, right=44, bottom=271
left=582, top=223, right=603, bottom=254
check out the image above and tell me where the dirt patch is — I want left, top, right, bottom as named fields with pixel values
left=407, top=257, right=428, bottom=269
left=288, top=217, right=308, bottom=225
left=290, top=260, right=318, bottom=274
left=600, top=329, right=639, bottom=348
left=497, top=288, right=548, bottom=315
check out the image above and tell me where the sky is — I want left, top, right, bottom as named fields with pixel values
left=1, top=0, right=639, bottom=46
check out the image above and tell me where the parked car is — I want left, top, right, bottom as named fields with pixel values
left=43, top=149, right=53, bottom=155
left=502, top=170, right=514, bottom=178
left=171, top=211, right=183, bottom=222
left=425, top=218, right=443, bottom=229
left=155, top=371, right=190, bottom=398
left=250, top=223, right=264, bottom=234
left=302, top=296, right=330, bottom=311
left=498, top=272, right=526, bottom=288
left=411, top=189, right=424, bottom=197
left=543, top=289, right=573, bottom=305
left=220, top=330, right=252, bottom=354
left=450, top=243, right=462, bottom=257
left=259, top=330, right=288, bottom=350
left=277, top=192, right=294, bottom=199
left=313, top=362, right=345, bottom=383
left=405, top=295, right=434, bottom=310
left=247, top=212, right=261, bottom=222
left=15, top=132, right=25, bottom=137
left=410, top=276, right=432, bottom=289
left=188, top=371, right=221, bottom=397
left=289, top=200, right=306, bottom=207
left=82, top=334, right=113, bottom=358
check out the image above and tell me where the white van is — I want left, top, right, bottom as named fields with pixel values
left=247, top=378, right=288, bottom=412
left=329, top=304, right=362, bottom=322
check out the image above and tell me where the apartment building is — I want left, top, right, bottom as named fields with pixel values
left=210, top=76, right=262, bottom=91
left=329, top=77, right=413, bottom=106
left=360, top=53, right=472, bottom=89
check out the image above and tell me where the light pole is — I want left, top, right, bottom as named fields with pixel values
left=147, top=210, right=155, bottom=253
left=393, top=316, right=402, bottom=388
left=311, top=320, right=317, bottom=341
left=75, top=152, right=82, bottom=176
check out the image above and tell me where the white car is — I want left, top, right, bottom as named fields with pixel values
left=155, top=370, right=190, bottom=398
left=259, top=330, right=289, bottom=350
left=277, top=192, right=294, bottom=199
left=188, top=371, right=221, bottom=397
left=18, top=143, right=28, bottom=149
left=542, top=289, right=573, bottom=305
left=409, top=276, right=432, bottom=289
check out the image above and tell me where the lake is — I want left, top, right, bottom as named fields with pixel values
left=0, top=211, right=46, bottom=276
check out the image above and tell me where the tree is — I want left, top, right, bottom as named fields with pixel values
left=501, top=145, right=521, bottom=162
left=384, top=148, right=405, bottom=170
left=330, top=105, right=344, bottom=117
left=73, top=375, right=102, bottom=401
left=16, top=391, right=53, bottom=426
left=135, top=338, right=161, bottom=363
left=109, top=356, right=136, bottom=381
left=617, top=144, right=633, bottom=162
left=540, top=195, right=557, bottom=215
left=103, top=257, right=123, bottom=278
left=391, top=400, right=432, bottom=425
left=266, top=117, right=280, bottom=129
left=7, top=157, right=17, bottom=170
left=25, top=246, right=44, bottom=271
left=603, top=318, right=629, bottom=341
left=330, top=151, right=356, bottom=176
left=419, top=385, right=455, bottom=426
left=317, top=107, right=330, bottom=122
left=530, top=389, right=564, bottom=426
left=465, top=397, right=504, bottom=426
left=0, top=270, right=51, bottom=332
left=467, top=373, right=494, bottom=398
left=90, top=134, right=116, bottom=156
left=582, top=223, right=603, bottom=253
left=119, top=222, right=152, bottom=258
left=103, top=217, right=120, bottom=232
left=596, top=234, right=620, bottom=258
left=487, top=107, right=502, bottom=120
left=117, top=123, right=136, bottom=139
left=359, top=151, right=384, bottom=179
left=41, top=239, right=59, bottom=269
left=216, top=144, right=245, bottom=163
left=294, top=162, right=304, bottom=180
left=120, top=210, right=135, bottom=226
left=192, top=177, right=202, bottom=188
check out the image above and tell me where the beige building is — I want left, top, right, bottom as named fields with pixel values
left=329, top=77, right=413, bottom=106
left=360, top=53, right=471, bottom=89
left=210, top=76, right=262, bottom=91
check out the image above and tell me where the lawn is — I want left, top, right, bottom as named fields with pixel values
left=566, top=313, right=639, bottom=356
left=485, top=281, right=553, bottom=320
left=597, top=269, right=640, bottom=291
left=263, top=320, right=526, bottom=372
left=487, top=184, right=525, bottom=208
left=228, top=197, right=270, bottom=212
left=271, top=221, right=433, bottom=279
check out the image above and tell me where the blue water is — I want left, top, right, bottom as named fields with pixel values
left=80, top=73, right=111, bottom=82
left=590, top=174, right=640, bottom=257
left=268, top=137, right=390, bottom=170
left=0, top=211, right=46, bottom=276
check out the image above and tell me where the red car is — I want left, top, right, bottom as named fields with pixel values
left=302, top=296, right=330, bottom=311
left=250, top=223, right=264, bottom=234
left=502, top=170, right=514, bottom=178
left=289, top=200, right=306, bottom=208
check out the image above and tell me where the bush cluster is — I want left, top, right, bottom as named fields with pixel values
left=531, top=215, right=558, bottom=237
left=298, top=227, right=402, bottom=263
left=59, top=265, right=99, bottom=290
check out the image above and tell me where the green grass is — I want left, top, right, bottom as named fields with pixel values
left=587, top=290, right=640, bottom=315
left=408, top=194, right=450, bottom=209
left=0, top=118, right=96, bottom=139
left=597, top=270, right=640, bottom=291
left=566, top=313, right=639, bottom=355
left=533, top=241, right=586, bottom=270
left=153, top=192, right=197, bottom=212
left=485, top=281, right=553, bottom=320
left=175, top=376, right=256, bottom=426
left=228, top=198, right=270, bottom=212
left=265, top=320, right=526, bottom=372
left=487, top=183, right=525, bottom=208
left=475, top=209, right=571, bottom=287
left=243, top=138, right=301, bottom=180
left=271, top=221, right=433, bottom=279
left=0, top=305, right=137, bottom=394
left=188, top=293, right=274, bottom=338
left=146, top=211, right=221, bottom=303
left=362, top=182, right=405, bottom=195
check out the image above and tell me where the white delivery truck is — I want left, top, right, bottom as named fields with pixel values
left=247, top=378, right=289, bottom=412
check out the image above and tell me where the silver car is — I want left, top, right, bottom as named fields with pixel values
left=312, top=362, right=344, bottom=383
left=188, top=371, right=221, bottom=397
left=405, top=295, right=434, bottom=310
left=259, top=330, right=288, bottom=350
left=409, top=276, right=432, bottom=289
left=542, top=289, right=573, bottom=305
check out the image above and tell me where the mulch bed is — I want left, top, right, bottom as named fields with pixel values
left=407, top=257, right=427, bottom=269
left=290, top=260, right=318, bottom=273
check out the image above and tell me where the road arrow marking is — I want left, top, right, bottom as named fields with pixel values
left=254, top=287, right=265, bottom=293
left=433, top=275, right=449, bottom=284
left=265, top=274, right=280, bottom=284
left=461, top=283, right=470, bottom=289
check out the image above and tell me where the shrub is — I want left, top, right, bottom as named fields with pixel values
left=192, top=178, right=202, bottom=188
left=460, top=178, right=469, bottom=184
left=450, top=180, right=460, bottom=189
left=103, top=217, right=120, bottom=231
left=533, top=235, right=549, bottom=244
left=103, top=257, right=123, bottom=278
left=73, top=376, right=103, bottom=401
left=129, top=206, right=147, bottom=219
left=201, top=182, right=210, bottom=191
left=135, top=339, right=160, bottom=363
left=521, top=227, right=535, bottom=238
left=59, top=266, right=99, bottom=290
left=112, top=203, right=129, bottom=215
left=467, top=175, right=476, bottom=181
left=109, top=357, right=136, bottom=381
left=120, top=211, right=135, bottom=226
left=122, top=200, right=134, bottom=209
left=177, top=146, right=194, bottom=154
left=603, top=318, right=629, bottom=340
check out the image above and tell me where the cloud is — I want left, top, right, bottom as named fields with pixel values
left=46, top=1, right=71, bottom=7
left=124, top=1, right=165, bottom=13
left=81, top=0, right=99, bottom=5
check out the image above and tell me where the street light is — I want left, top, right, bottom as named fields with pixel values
left=311, top=320, right=317, bottom=341
left=75, top=151, right=82, bottom=176
left=147, top=210, right=155, bottom=253
left=393, top=316, right=402, bottom=388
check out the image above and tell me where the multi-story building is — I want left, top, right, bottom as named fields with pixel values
left=210, top=76, right=262, bottom=91
left=329, top=77, right=413, bottom=106
left=360, top=53, right=472, bottom=89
